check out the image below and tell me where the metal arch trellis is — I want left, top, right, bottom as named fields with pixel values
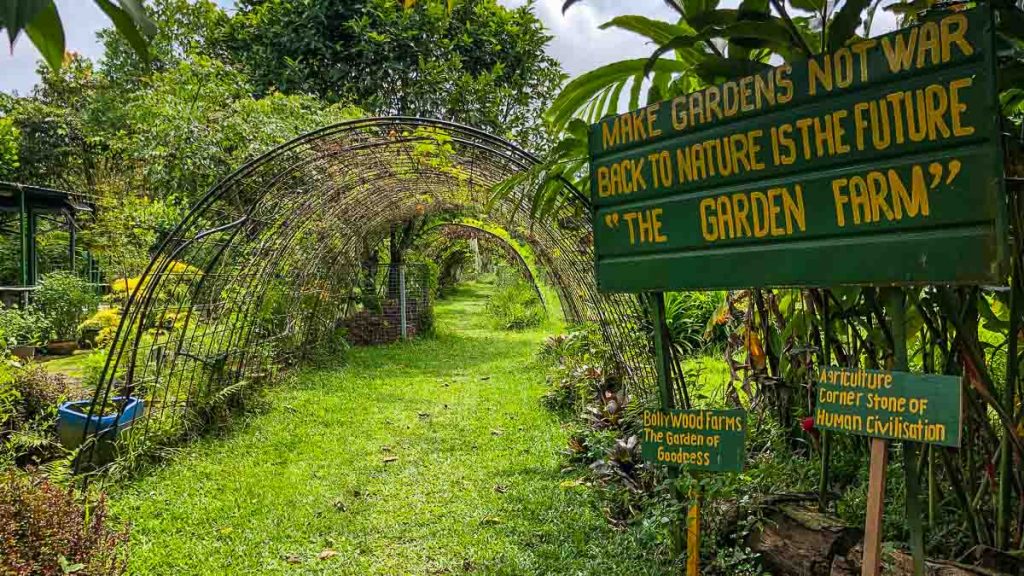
left=78, top=117, right=669, bottom=470
left=418, top=221, right=549, bottom=311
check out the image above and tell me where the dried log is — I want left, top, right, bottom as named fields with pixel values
left=724, top=496, right=1020, bottom=575
left=745, top=501, right=861, bottom=576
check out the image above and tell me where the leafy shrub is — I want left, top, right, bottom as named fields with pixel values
left=0, top=471, right=127, bottom=576
left=0, top=305, right=49, bottom=346
left=539, top=325, right=620, bottom=414
left=0, top=362, right=18, bottom=439
left=1, top=366, right=78, bottom=466
left=32, top=272, right=99, bottom=342
left=485, top=278, right=545, bottom=330
left=12, top=366, right=76, bottom=418
left=78, top=309, right=122, bottom=348
left=664, top=291, right=726, bottom=354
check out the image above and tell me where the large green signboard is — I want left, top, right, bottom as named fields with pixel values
left=815, top=367, right=962, bottom=447
left=642, top=409, right=746, bottom=472
left=589, top=8, right=1005, bottom=292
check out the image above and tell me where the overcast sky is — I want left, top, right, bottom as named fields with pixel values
left=1, top=0, right=898, bottom=96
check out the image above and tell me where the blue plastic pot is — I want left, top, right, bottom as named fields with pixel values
left=58, top=396, right=144, bottom=464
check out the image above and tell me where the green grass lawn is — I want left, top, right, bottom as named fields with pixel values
left=110, top=282, right=672, bottom=575
left=37, top=350, right=102, bottom=380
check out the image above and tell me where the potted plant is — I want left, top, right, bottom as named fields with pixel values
left=32, top=271, right=99, bottom=356
left=58, top=395, right=145, bottom=465
left=0, top=305, right=48, bottom=359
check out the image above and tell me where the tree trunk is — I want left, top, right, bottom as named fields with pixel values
left=745, top=501, right=861, bottom=576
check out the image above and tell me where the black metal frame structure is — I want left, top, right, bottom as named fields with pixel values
left=80, top=117, right=669, bottom=468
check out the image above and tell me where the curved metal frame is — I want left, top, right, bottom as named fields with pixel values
left=419, top=221, right=549, bottom=309
left=81, top=117, right=664, bottom=467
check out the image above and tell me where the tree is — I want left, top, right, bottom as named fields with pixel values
left=106, top=55, right=363, bottom=205
left=97, top=0, right=229, bottom=93
left=222, top=0, right=564, bottom=149
left=0, top=117, right=19, bottom=182
left=2, top=55, right=107, bottom=190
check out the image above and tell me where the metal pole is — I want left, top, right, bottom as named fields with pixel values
left=19, top=189, right=28, bottom=287
left=68, top=213, right=77, bottom=273
left=399, top=264, right=408, bottom=340
left=648, top=291, right=689, bottom=569
left=27, top=210, right=37, bottom=286
left=819, top=291, right=832, bottom=512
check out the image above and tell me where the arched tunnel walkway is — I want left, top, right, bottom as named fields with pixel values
left=84, top=117, right=673, bottom=461
left=108, top=283, right=671, bottom=574
left=418, top=221, right=549, bottom=311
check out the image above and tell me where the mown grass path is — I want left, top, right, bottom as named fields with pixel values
left=112, top=283, right=665, bottom=575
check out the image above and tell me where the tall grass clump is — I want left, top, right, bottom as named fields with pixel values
left=484, top=268, right=546, bottom=330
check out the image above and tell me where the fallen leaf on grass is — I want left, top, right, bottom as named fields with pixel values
left=479, top=376, right=490, bottom=381
left=58, top=556, right=84, bottom=574
left=418, top=412, right=430, bottom=419
left=481, top=516, right=502, bottom=525
left=285, top=554, right=302, bottom=564
left=494, top=484, right=508, bottom=494
left=383, top=456, right=398, bottom=464
left=331, top=499, right=347, bottom=512
left=318, top=549, right=338, bottom=560
left=490, top=429, right=503, bottom=437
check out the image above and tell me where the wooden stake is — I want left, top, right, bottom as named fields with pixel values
left=862, top=437, right=888, bottom=576
left=687, top=494, right=701, bottom=576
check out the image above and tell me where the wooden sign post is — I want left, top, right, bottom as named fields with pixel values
left=642, top=407, right=746, bottom=573
left=815, top=291, right=961, bottom=575
left=862, top=437, right=889, bottom=575
left=584, top=6, right=1001, bottom=575
left=686, top=494, right=701, bottom=576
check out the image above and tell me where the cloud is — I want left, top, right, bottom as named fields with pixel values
left=500, top=0, right=679, bottom=78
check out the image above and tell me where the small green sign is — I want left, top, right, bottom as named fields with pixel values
left=641, top=409, right=746, bottom=472
left=589, top=7, right=1006, bottom=292
left=815, top=367, right=962, bottom=447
